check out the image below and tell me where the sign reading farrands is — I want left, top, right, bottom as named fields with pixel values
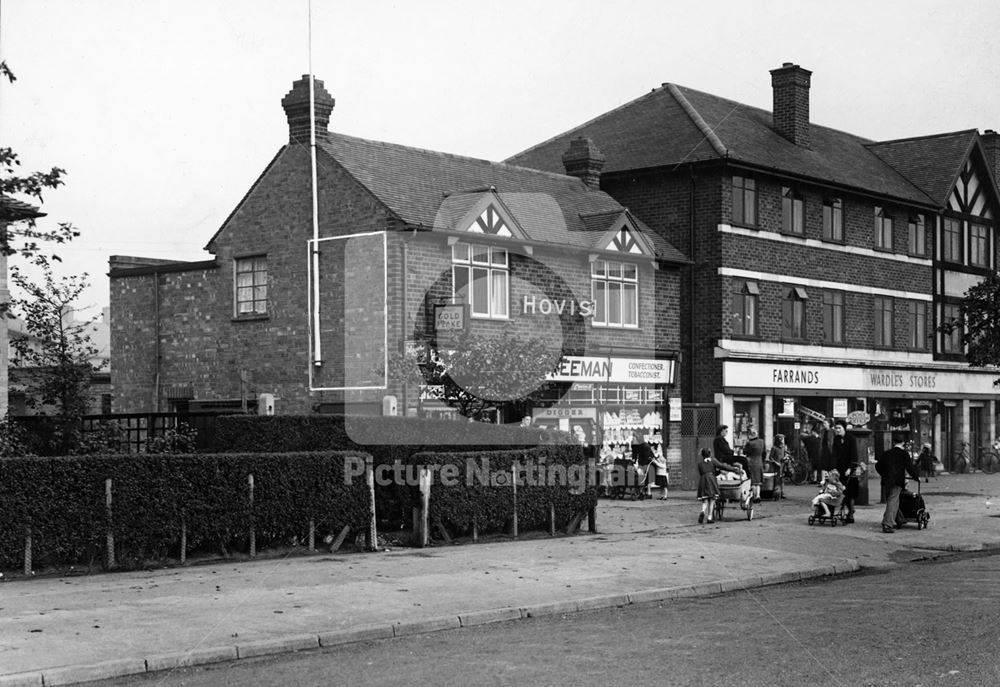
left=548, top=356, right=674, bottom=384
left=724, top=361, right=1000, bottom=396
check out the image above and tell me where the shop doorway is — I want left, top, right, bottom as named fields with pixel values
left=681, top=404, right=718, bottom=490
left=970, top=405, right=984, bottom=468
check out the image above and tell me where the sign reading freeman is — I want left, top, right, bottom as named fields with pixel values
left=548, top=356, right=674, bottom=384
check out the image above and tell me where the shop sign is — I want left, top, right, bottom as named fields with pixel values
left=548, top=356, right=674, bottom=384
left=434, top=304, right=466, bottom=332
left=668, top=396, right=682, bottom=422
left=846, top=410, right=871, bottom=426
left=532, top=407, right=598, bottom=420
left=724, top=361, right=1000, bottom=396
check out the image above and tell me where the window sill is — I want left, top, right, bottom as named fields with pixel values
left=233, top=313, right=269, bottom=323
left=590, top=323, right=641, bottom=330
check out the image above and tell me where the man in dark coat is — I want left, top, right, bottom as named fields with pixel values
left=802, top=425, right=822, bottom=483
left=879, top=433, right=920, bottom=533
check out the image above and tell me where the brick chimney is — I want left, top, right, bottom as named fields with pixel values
left=281, top=75, right=335, bottom=144
left=982, top=129, right=1000, bottom=186
left=770, top=62, right=812, bottom=147
left=561, top=136, right=606, bottom=190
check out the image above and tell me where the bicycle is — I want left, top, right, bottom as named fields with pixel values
left=772, top=450, right=809, bottom=485
left=977, top=444, right=1000, bottom=474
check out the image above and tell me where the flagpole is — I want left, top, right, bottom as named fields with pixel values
left=309, top=0, right=322, bottom=366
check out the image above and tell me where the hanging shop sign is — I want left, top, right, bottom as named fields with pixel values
left=846, top=410, right=871, bottom=426
left=548, top=356, right=674, bottom=385
left=532, top=407, right=598, bottom=420
left=832, top=398, right=849, bottom=418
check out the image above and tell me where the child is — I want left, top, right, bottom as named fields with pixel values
left=651, top=451, right=669, bottom=500
left=696, top=448, right=738, bottom=524
left=811, top=468, right=844, bottom=518
left=918, top=444, right=936, bottom=482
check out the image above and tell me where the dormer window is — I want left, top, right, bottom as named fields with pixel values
left=591, top=260, right=638, bottom=328
left=452, top=242, right=508, bottom=319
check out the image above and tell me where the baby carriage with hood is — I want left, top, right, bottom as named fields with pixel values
left=713, top=466, right=755, bottom=521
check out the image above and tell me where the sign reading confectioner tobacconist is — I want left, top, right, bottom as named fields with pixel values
left=535, top=356, right=675, bottom=474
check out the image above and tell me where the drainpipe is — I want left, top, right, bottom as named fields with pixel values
left=153, top=270, right=161, bottom=411
left=400, top=235, right=409, bottom=415
left=688, top=168, right=696, bottom=401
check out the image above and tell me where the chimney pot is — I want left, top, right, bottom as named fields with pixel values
left=770, top=62, right=812, bottom=148
left=561, top=137, right=606, bottom=190
left=281, top=75, right=336, bottom=144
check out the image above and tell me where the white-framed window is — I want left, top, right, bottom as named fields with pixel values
left=969, top=222, right=990, bottom=267
left=234, top=255, right=268, bottom=315
left=452, top=242, right=508, bottom=319
left=591, top=259, right=638, bottom=328
left=823, top=197, right=844, bottom=242
left=781, top=286, right=808, bottom=340
left=732, top=279, right=759, bottom=337
left=782, top=187, right=804, bottom=235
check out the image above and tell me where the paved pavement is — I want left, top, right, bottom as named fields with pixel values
left=1, top=473, right=997, bottom=686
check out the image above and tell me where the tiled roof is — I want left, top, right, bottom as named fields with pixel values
left=318, top=132, right=688, bottom=263
left=865, top=130, right=978, bottom=206
left=506, top=84, right=937, bottom=207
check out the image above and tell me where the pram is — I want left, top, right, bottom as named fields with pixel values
left=898, top=477, right=931, bottom=529
left=760, top=460, right=782, bottom=501
left=712, top=468, right=754, bottom=521
left=608, top=458, right=651, bottom=500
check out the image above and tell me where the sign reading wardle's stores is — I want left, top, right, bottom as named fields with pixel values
left=548, top=356, right=674, bottom=384
left=724, top=361, right=999, bottom=395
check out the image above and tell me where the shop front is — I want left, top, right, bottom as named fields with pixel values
left=721, top=360, right=999, bottom=466
left=533, top=355, right=677, bottom=465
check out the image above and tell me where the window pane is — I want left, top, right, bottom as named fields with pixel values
left=491, top=248, right=507, bottom=267
left=471, top=267, right=489, bottom=314
left=745, top=180, right=756, bottom=225
left=593, top=281, right=607, bottom=323
left=237, top=273, right=253, bottom=288
left=745, top=294, right=757, bottom=335
left=608, top=261, right=622, bottom=279
left=471, top=245, right=489, bottom=264
left=491, top=270, right=508, bottom=317
left=592, top=260, right=606, bottom=277
left=782, top=188, right=792, bottom=233
left=622, top=263, right=637, bottom=281
left=622, top=284, right=637, bottom=326
left=608, top=282, right=622, bottom=325
left=452, top=242, right=470, bottom=262
left=453, top=265, right=469, bottom=302
left=254, top=286, right=267, bottom=304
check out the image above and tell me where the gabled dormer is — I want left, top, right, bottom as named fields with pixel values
left=584, top=210, right=655, bottom=259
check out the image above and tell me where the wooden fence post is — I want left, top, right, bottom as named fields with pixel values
left=248, top=474, right=255, bottom=558
left=105, top=478, right=115, bottom=569
left=23, top=524, right=31, bottom=576
left=510, top=463, right=518, bottom=539
left=180, top=513, right=187, bottom=564
left=308, top=519, right=315, bottom=552
left=549, top=502, right=556, bottom=536
left=412, top=466, right=431, bottom=548
left=365, top=455, right=378, bottom=551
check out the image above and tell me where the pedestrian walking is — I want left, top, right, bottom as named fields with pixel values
left=631, top=430, right=656, bottom=498
left=743, top=429, right=766, bottom=503
left=918, top=443, right=936, bottom=482
left=831, top=421, right=857, bottom=523
left=877, top=433, right=920, bottom=533
left=696, top=448, right=739, bottom=524
left=768, top=433, right=786, bottom=471
left=819, top=419, right=836, bottom=481
left=802, top=425, right=822, bottom=483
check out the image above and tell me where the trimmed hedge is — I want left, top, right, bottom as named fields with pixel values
left=410, top=445, right=597, bottom=536
left=209, top=415, right=577, bottom=531
left=0, top=451, right=371, bottom=572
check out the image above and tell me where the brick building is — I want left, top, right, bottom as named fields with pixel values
left=110, top=76, right=688, bottom=468
left=509, top=62, right=1000, bottom=468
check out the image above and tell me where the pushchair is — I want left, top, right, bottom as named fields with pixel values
left=808, top=480, right=845, bottom=527
left=897, top=477, right=931, bottom=529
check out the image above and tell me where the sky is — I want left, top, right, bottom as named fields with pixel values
left=2, top=0, right=999, bottom=314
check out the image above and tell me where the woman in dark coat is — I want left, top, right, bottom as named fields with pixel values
left=696, top=448, right=738, bottom=524
left=713, top=425, right=745, bottom=474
